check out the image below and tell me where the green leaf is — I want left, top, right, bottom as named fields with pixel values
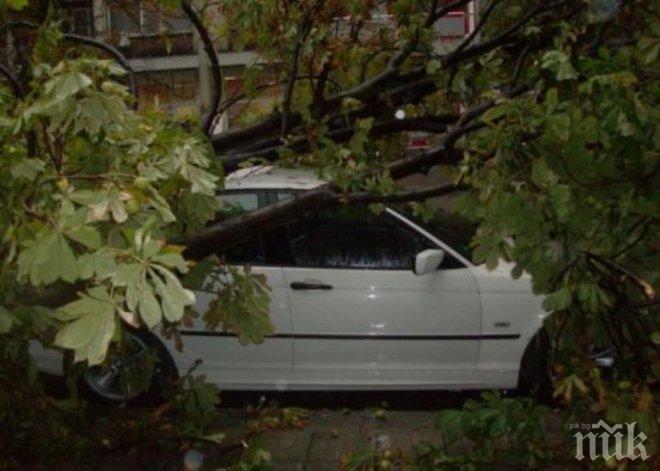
left=616, top=112, right=635, bottom=137
left=147, top=188, right=176, bottom=223
left=546, top=114, right=571, bottom=141
left=435, top=409, right=462, bottom=431
left=108, top=193, right=128, bottom=223
left=426, top=59, right=442, bottom=75
left=17, top=232, right=79, bottom=285
left=341, top=97, right=362, bottom=113
left=64, top=225, right=102, bottom=249
left=78, top=248, right=117, bottom=280
left=651, top=332, right=660, bottom=346
left=531, top=160, right=558, bottom=187
left=203, top=268, right=273, bottom=345
left=69, top=189, right=101, bottom=206
left=151, top=252, right=189, bottom=273
left=149, top=266, right=194, bottom=322
left=10, top=158, right=45, bottom=181
left=485, top=252, right=500, bottom=271
left=511, top=264, right=524, bottom=279
left=0, top=306, right=13, bottom=334
left=549, top=184, right=572, bottom=221
left=546, top=88, right=559, bottom=113
left=355, top=117, right=374, bottom=133
left=182, top=257, right=216, bottom=290
left=138, top=285, right=162, bottom=329
left=481, top=104, right=509, bottom=124
left=6, top=0, right=29, bottom=10
left=44, top=72, right=93, bottom=101
left=113, top=263, right=143, bottom=287
left=203, top=432, right=225, bottom=445
left=541, top=51, right=578, bottom=81
left=542, top=287, right=572, bottom=311
left=55, top=287, right=117, bottom=365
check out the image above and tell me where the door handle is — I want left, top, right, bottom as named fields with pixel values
left=290, top=281, right=333, bottom=290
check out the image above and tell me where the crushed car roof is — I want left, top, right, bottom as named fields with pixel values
left=224, top=165, right=326, bottom=190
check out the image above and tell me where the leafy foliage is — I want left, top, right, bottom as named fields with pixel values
left=0, top=16, right=273, bottom=468
left=454, top=0, right=659, bottom=441
left=0, top=0, right=658, bottom=468
left=343, top=393, right=555, bottom=470
left=0, top=37, right=272, bottom=366
left=201, top=264, right=274, bottom=345
left=233, top=438, right=274, bottom=471
left=431, top=391, right=552, bottom=468
left=165, top=362, right=221, bottom=437
left=0, top=318, right=91, bottom=466
left=247, top=406, right=310, bottom=433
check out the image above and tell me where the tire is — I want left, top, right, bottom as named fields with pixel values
left=66, top=329, right=178, bottom=404
left=517, top=328, right=553, bottom=404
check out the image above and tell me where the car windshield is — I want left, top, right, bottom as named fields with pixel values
left=392, top=204, right=477, bottom=262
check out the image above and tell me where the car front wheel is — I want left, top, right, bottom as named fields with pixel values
left=517, top=329, right=553, bottom=403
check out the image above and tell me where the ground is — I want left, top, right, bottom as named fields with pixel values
left=207, top=391, right=573, bottom=471
left=39, top=378, right=578, bottom=470
left=221, top=408, right=447, bottom=470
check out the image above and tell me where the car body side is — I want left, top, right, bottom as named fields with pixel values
left=30, top=166, right=550, bottom=391
left=388, top=207, right=548, bottom=387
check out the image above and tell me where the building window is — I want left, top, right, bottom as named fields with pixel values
left=135, top=70, right=199, bottom=119
left=109, top=1, right=192, bottom=36
left=61, top=0, right=94, bottom=36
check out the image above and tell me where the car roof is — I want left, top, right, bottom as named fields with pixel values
left=224, top=165, right=326, bottom=191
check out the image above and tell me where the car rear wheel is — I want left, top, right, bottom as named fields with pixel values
left=69, top=329, right=177, bottom=404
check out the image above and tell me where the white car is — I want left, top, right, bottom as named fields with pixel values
left=32, top=166, right=552, bottom=401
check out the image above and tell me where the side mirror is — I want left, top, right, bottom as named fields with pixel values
left=414, top=249, right=445, bottom=275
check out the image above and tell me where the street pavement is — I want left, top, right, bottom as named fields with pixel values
left=216, top=408, right=447, bottom=470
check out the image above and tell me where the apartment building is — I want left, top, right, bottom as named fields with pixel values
left=60, top=1, right=480, bottom=139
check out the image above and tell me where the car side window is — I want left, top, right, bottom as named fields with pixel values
left=289, top=209, right=426, bottom=270
left=217, top=191, right=294, bottom=266
left=216, top=192, right=466, bottom=270
left=222, top=227, right=292, bottom=266
left=221, top=236, right=264, bottom=265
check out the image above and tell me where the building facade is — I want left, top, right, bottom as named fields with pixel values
left=60, top=0, right=480, bottom=138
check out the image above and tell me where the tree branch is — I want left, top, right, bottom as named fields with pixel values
left=387, top=85, right=529, bottom=177
left=586, top=252, right=656, bottom=301
left=2, top=20, right=137, bottom=96
left=219, top=112, right=459, bottom=170
left=0, top=61, right=24, bottom=96
left=183, top=184, right=333, bottom=259
left=281, top=14, right=314, bottom=137
left=62, top=32, right=136, bottom=96
left=512, top=43, right=531, bottom=85
left=327, top=0, right=471, bottom=104
left=210, top=0, right=557, bottom=159
left=442, top=0, right=573, bottom=65
left=181, top=0, right=223, bottom=136
left=182, top=177, right=467, bottom=259
left=338, top=181, right=467, bottom=204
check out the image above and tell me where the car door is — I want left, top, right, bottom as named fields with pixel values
left=178, top=192, right=294, bottom=388
left=282, top=207, right=482, bottom=386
